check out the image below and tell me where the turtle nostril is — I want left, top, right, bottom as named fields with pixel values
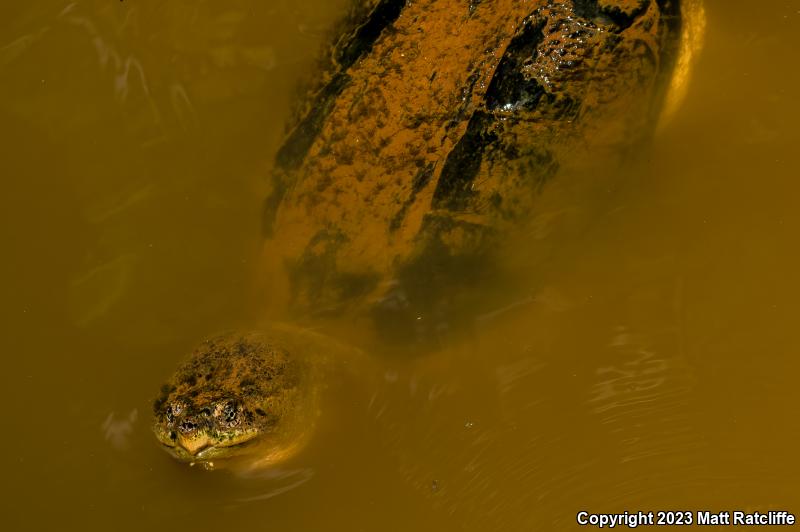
left=179, top=420, right=197, bottom=433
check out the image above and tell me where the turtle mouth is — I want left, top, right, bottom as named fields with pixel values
left=159, top=432, right=261, bottom=462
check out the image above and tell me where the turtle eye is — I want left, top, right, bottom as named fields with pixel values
left=165, top=403, right=183, bottom=424
left=224, top=404, right=237, bottom=423
left=214, top=400, right=239, bottom=425
left=199, top=407, right=212, bottom=417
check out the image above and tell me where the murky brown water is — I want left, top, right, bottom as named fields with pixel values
left=3, top=1, right=800, bottom=530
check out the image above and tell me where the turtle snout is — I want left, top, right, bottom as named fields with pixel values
left=174, top=417, right=213, bottom=456
left=178, top=417, right=199, bottom=434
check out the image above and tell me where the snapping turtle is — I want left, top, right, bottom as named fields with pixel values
left=152, top=325, right=356, bottom=470
left=153, top=0, right=703, bottom=469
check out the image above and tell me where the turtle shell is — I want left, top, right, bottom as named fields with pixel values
left=259, top=0, right=683, bottom=334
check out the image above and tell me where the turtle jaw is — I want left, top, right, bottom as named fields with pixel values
left=154, top=426, right=262, bottom=463
left=176, top=433, right=213, bottom=456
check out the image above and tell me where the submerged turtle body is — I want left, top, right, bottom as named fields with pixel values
left=259, top=0, right=683, bottom=329
left=154, top=0, right=700, bottom=468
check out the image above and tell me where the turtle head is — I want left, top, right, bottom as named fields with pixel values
left=152, top=332, right=306, bottom=467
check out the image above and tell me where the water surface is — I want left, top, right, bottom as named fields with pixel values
left=3, top=1, right=799, bottom=530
